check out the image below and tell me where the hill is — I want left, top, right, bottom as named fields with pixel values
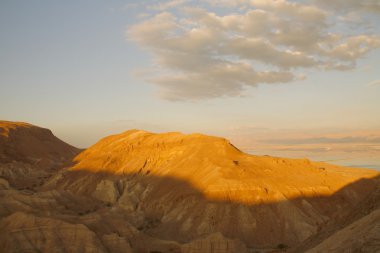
left=63, top=129, right=379, bottom=249
left=0, top=122, right=379, bottom=252
left=0, top=120, right=80, bottom=188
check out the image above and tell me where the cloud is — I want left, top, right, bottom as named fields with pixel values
left=367, top=79, right=380, bottom=87
left=149, top=62, right=295, bottom=100
left=127, top=0, right=380, bottom=100
left=150, top=0, right=189, bottom=11
left=314, top=0, right=380, bottom=15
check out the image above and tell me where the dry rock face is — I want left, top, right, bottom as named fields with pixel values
left=181, top=233, right=248, bottom=253
left=92, top=179, right=120, bottom=204
left=0, top=121, right=80, bottom=189
left=0, top=121, right=379, bottom=253
left=0, top=212, right=108, bottom=253
left=306, top=209, right=380, bottom=253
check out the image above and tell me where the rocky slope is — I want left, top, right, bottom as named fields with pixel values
left=306, top=209, right=380, bottom=253
left=291, top=176, right=380, bottom=253
left=0, top=120, right=80, bottom=189
left=59, top=129, right=380, bottom=250
left=0, top=122, right=379, bottom=253
left=0, top=121, right=79, bottom=164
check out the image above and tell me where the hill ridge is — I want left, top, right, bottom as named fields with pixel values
left=71, top=129, right=379, bottom=204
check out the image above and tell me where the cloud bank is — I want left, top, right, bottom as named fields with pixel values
left=127, top=0, right=380, bottom=100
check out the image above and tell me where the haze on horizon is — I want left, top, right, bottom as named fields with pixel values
left=1, top=0, right=380, bottom=169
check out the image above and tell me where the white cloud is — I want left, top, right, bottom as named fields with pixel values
left=127, top=0, right=380, bottom=101
left=150, top=62, right=295, bottom=100
left=367, top=80, right=380, bottom=87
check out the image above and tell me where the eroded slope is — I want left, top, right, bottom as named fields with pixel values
left=1, top=124, right=379, bottom=252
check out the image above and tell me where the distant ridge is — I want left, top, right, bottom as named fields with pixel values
left=0, top=120, right=79, bottom=164
left=0, top=120, right=80, bottom=188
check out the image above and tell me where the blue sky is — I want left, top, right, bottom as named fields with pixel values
left=1, top=0, right=380, bottom=168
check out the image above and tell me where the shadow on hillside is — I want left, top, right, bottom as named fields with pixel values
left=47, top=167, right=380, bottom=252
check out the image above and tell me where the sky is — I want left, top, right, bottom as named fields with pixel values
left=1, top=0, right=380, bottom=169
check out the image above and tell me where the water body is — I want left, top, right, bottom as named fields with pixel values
left=246, top=149, right=380, bottom=171
left=332, top=160, right=380, bottom=171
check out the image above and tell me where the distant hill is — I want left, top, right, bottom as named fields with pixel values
left=0, top=120, right=80, bottom=188
left=0, top=120, right=79, bottom=163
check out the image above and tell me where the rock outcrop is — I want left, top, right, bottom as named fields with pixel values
left=92, top=179, right=120, bottom=204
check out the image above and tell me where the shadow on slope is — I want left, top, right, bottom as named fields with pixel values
left=0, top=123, right=378, bottom=252
left=45, top=168, right=380, bottom=252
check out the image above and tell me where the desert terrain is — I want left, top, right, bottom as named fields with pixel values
left=0, top=120, right=379, bottom=253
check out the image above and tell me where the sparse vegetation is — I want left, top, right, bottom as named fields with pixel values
left=277, top=243, right=288, bottom=249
